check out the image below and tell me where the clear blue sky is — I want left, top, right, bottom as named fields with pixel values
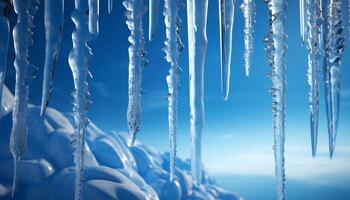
left=3, top=0, right=350, bottom=193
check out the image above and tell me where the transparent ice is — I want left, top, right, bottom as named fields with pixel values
left=163, top=0, right=183, bottom=182
left=187, top=0, right=208, bottom=186
left=263, top=0, right=287, bottom=199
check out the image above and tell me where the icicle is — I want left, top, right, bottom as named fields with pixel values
left=163, top=0, right=183, bottom=182
left=68, top=0, right=99, bottom=199
left=108, top=0, right=113, bottom=14
left=324, top=0, right=344, bottom=158
left=0, top=0, right=10, bottom=125
left=124, top=0, right=147, bottom=146
left=305, top=0, right=322, bottom=157
left=240, top=0, right=255, bottom=77
left=10, top=0, right=39, bottom=196
left=89, top=0, right=99, bottom=37
left=218, top=0, right=234, bottom=100
left=40, top=0, right=64, bottom=116
left=149, top=0, right=160, bottom=40
left=263, top=0, right=287, bottom=199
left=187, top=0, right=208, bottom=186
left=299, top=0, right=307, bottom=43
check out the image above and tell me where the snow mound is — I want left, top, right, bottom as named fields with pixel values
left=0, top=86, right=242, bottom=200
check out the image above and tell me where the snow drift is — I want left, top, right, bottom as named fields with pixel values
left=0, top=86, right=242, bottom=200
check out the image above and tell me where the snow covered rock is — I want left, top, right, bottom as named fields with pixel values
left=0, top=86, right=242, bottom=200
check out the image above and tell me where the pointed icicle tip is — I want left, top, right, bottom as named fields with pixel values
left=329, top=148, right=334, bottom=159
left=329, top=140, right=336, bottom=159
left=11, top=155, right=21, bottom=197
left=40, top=102, right=48, bottom=116
left=128, top=133, right=136, bottom=147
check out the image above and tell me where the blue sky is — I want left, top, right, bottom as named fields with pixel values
left=3, top=0, right=350, bottom=193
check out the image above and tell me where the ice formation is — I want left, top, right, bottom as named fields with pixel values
left=302, top=0, right=323, bottom=157
left=263, top=0, right=287, bottom=199
left=240, top=0, right=256, bottom=76
left=0, top=1, right=349, bottom=199
left=68, top=0, right=99, bottom=199
left=324, top=0, right=344, bottom=158
left=149, top=0, right=160, bottom=40
left=163, top=0, right=183, bottom=182
left=0, top=0, right=10, bottom=125
left=187, top=0, right=208, bottom=186
left=10, top=0, right=39, bottom=196
left=40, top=0, right=64, bottom=116
left=218, top=0, right=234, bottom=100
left=124, top=0, right=147, bottom=146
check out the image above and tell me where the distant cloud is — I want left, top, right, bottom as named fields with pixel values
left=215, top=134, right=236, bottom=140
left=205, top=144, right=350, bottom=186
left=143, top=90, right=168, bottom=111
left=92, top=82, right=116, bottom=98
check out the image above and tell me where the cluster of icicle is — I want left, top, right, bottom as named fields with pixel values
left=299, top=0, right=345, bottom=158
left=68, top=0, right=99, bottom=200
left=10, top=0, right=39, bottom=197
left=1, top=1, right=348, bottom=200
left=263, top=0, right=287, bottom=200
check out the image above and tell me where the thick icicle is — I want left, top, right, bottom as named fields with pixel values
left=305, top=0, right=322, bottom=157
left=108, top=0, right=113, bottom=14
left=187, top=0, right=208, bottom=186
left=218, top=0, right=234, bottom=100
left=263, top=0, right=287, bottom=199
left=240, top=0, right=256, bottom=76
left=124, top=0, right=147, bottom=146
left=163, top=0, right=183, bottom=182
left=68, top=0, right=99, bottom=199
left=10, top=0, right=39, bottom=196
left=324, top=0, right=344, bottom=158
left=40, top=0, right=64, bottom=116
left=149, top=0, right=160, bottom=40
left=0, top=0, right=10, bottom=125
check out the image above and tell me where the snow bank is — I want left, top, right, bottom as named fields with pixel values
left=0, top=86, right=242, bottom=200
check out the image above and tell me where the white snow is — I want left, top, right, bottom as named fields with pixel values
left=0, top=86, right=242, bottom=200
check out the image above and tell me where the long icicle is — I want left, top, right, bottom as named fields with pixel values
left=163, top=0, right=183, bottom=182
left=218, top=0, right=234, bottom=100
left=0, top=0, right=10, bottom=125
left=68, top=0, right=99, bottom=199
left=240, top=0, right=256, bottom=77
left=40, top=0, right=64, bottom=116
left=263, top=0, right=287, bottom=199
left=10, top=0, right=39, bottom=196
left=124, top=0, right=147, bottom=146
left=187, top=0, right=208, bottom=186
left=324, top=0, right=344, bottom=158
left=305, top=0, right=322, bottom=157
left=149, top=0, right=160, bottom=40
